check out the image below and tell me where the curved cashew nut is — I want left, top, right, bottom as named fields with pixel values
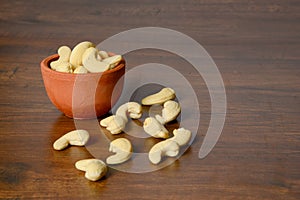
left=50, top=46, right=72, bottom=71
left=53, top=130, right=89, bottom=150
left=69, top=41, right=95, bottom=69
left=106, top=138, right=132, bottom=165
left=103, top=55, right=122, bottom=69
left=141, top=87, right=175, bottom=105
left=168, top=128, right=192, bottom=146
left=100, top=102, right=142, bottom=134
left=148, top=140, right=180, bottom=164
left=73, top=65, right=88, bottom=74
left=143, top=117, right=169, bottom=139
left=82, top=47, right=110, bottom=73
left=98, top=50, right=109, bottom=59
left=155, top=100, right=181, bottom=124
left=75, top=159, right=107, bottom=181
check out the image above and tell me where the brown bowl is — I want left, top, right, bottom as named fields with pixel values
left=40, top=54, right=125, bottom=119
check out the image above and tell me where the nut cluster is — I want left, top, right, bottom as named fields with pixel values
left=50, top=41, right=122, bottom=73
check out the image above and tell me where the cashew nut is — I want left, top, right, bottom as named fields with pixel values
left=100, top=102, right=142, bottom=134
left=98, top=50, right=109, bottom=59
left=73, top=65, right=88, bottom=74
left=106, top=138, right=133, bottom=165
left=155, top=100, right=181, bottom=124
left=50, top=45, right=72, bottom=71
left=143, top=117, right=169, bottom=139
left=82, top=47, right=110, bottom=73
left=100, top=115, right=126, bottom=135
left=148, top=140, right=180, bottom=164
left=55, top=62, right=73, bottom=73
left=69, top=41, right=95, bottom=69
left=53, top=130, right=89, bottom=150
left=103, top=55, right=122, bottom=69
left=168, top=128, right=192, bottom=146
left=141, top=87, right=175, bottom=105
left=75, top=159, right=107, bottom=181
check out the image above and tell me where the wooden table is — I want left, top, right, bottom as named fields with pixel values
left=0, top=0, right=299, bottom=199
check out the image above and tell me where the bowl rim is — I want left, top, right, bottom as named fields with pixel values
left=40, top=54, right=125, bottom=78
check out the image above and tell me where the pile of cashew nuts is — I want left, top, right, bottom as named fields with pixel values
left=53, top=88, right=192, bottom=182
left=50, top=41, right=122, bottom=73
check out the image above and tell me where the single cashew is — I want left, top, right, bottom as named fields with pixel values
left=73, top=65, right=88, bottom=74
left=106, top=138, right=133, bottom=165
left=103, top=55, right=122, bottom=69
left=98, top=50, right=109, bottom=59
left=143, top=117, right=169, bottom=139
left=100, top=102, right=142, bottom=134
left=53, top=130, right=89, bottom=150
left=155, top=100, right=181, bottom=124
left=141, top=87, right=175, bottom=105
left=82, top=47, right=110, bottom=73
left=75, top=159, right=107, bottom=181
left=100, top=115, right=126, bottom=135
left=148, top=140, right=180, bottom=164
left=168, top=128, right=192, bottom=146
left=50, top=46, right=72, bottom=70
left=69, top=41, right=95, bottom=69
left=55, top=62, right=73, bottom=73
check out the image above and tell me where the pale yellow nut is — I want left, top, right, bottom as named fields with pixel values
left=82, top=47, right=110, bottom=73
left=50, top=46, right=71, bottom=70
left=168, top=128, right=192, bottom=146
left=115, top=102, right=142, bottom=122
left=148, top=140, right=180, bottom=164
left=69, top=41, right=95, bottom=69
left=73, top=65, right=88, bottom=74
left=141, top=88, right=175, bottom=105
left=155, top=100, right=181, bottom=124
left=98, top=50, right=109, bottom=59
left=53, top=130, right=89, bottom=150
left=106, top=138, right=133, bottom=165
left=103, top=55, right=122, bottom=69
left=55, top=62, right=73, bottom=73
left=100, top=115, right=126, bottom=134
left=143, top=117, right=169, bottom=139
left=75, top=159, right=107, bottom=181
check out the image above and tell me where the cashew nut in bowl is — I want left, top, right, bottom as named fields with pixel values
left=100, top=102, right=142, bottom=134
left=148, top=140, right=180, bottom=164
left=69, top=41, right=95, bottom=69
left=141, top=87, right=175, bottom=105
left=50, top=45, right=72, bottom=71
left=98, top=50, right=109, bottom=59
left=73, top=65, right=88, bottom=74
left=106, top=138, right=133, bottom=165
left=155, top=100, right=181, bottom=125
left=143, top=117, right=169, bottom=139
left=75, top=159, right=107, bottom=181
left=168, top=128, right=192, bottom=146
left=53, top=130, right=90, bottom=150
left=103, top=55, right=123, bottom=69
left=82, top=47, right=110, bottom=73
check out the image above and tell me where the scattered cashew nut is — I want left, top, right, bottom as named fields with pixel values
left=148, top=140, right=180, bottom=164
left=143, top=117, right=169, bottom=139
left=69, top=41, right=95, bottom=69
left=50, top=45, right=72, bottom=71
left=75, top=159, right=107, bottom=181
left=155, top=100, right=181, bottom=124
left=82, top=47, right=110, bottom=73
left=100, top=102, right=142, bottom=134
left=141, top=87, right=175, bottom=105
left=106, top=138, right=133, bottom=165
left=53, top=129, right=89, bottom=150
left=168, top=128, right=192, bottom=146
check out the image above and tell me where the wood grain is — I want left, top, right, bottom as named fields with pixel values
left=0, top=0, right=299, bottom=199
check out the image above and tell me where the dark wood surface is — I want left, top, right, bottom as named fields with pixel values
left=0, top=0, right=299, bottom=199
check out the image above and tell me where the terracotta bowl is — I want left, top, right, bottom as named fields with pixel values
left=40, top=54, right=125, bottom=119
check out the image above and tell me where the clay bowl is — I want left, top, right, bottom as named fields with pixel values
left=40, top=54, right=125, bottom=119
